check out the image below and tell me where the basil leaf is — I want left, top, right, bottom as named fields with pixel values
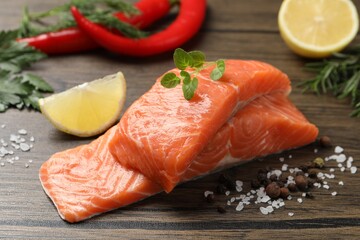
left=182, top=77, right=198, bottom=100
left=189, top=51, right=205, bottom=68
left=173, top=48, right=193, bottom=70
left=161, top=72, right=180, bottom=88
left=210, top=59, right=226, bottom=81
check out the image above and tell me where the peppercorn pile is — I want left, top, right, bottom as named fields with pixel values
left=203, top=136, right=357, bottom=216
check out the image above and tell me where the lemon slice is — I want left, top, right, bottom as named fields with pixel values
left=278, top=0, right=359, bottom=58
left=39, top=72, right=126, bottom=137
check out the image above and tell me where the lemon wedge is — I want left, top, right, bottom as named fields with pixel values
left=278, top=0, right=359, bottom=58
left=39, top=72, right=126, bottom=137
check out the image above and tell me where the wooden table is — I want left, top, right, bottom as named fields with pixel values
left=1, top=0, right=359, bottom=239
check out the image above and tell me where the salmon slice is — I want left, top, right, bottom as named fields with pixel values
left=109, top=60, right=291, bottom=192
left=40, top=127, right=161, bottom=223
left=182, top=93, right=318, bottom=180
left=39, top=93, right=318, bottom=223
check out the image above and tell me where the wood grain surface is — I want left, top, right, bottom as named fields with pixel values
left=1, top=0, right=360, bottom=239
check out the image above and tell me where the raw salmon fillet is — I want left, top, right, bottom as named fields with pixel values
left=109, top=60, right=291, bottom=192
left=39, top=60, right=318, bottom=223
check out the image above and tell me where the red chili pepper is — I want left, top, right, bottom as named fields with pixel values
left=71, top=0, right=207, bottom=57
left=18, top=0, right=173, bottom=55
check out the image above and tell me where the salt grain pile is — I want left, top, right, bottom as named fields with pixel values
left=205, top=142, right=357, bottom=217
left=0, top=124, right=35, bottom=168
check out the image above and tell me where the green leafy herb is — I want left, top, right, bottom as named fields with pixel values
left=300, top=46, right=360, bottom=117
left=210, top=60, right=226, bottom=81
left=161, top=48, right=226, bottom=100
left=17, top=0, right=146, bottom=39
left=0, top=31, right=53, bottom=112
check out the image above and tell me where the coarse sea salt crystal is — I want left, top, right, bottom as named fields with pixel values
left=1, top=124, right=5, bottom=128
left=331, top=192, right=337, bottom=196
left=288, top=212, right=294, bottom=217
left=236, top=180, right=243, bottom=187
left=20, top=143, right=30, bottom=152
left=260, top=207, right=269, bottom=215
left=279, top=157, right=285, bottom=162
left=204, top=191, right=213, bottom=197
left=266, top=206, right=274, bottom=213
left=236, top=186, right=243, bottom=192
left=340, top=167, right=345, bottom=172
left=281, top=164, right=288, bottom=172
left=328, top=154, right=347, bottom=163
left=314, top=149, right=318, bottom=153
left=18, top=129, right=27, bottom=135
left=330, top=168, right=335, bottom=173
left=323, top=185, right=330, bottom=190
left=350, top=166, right=357, bottom=174
left=297, top=198, right=303, bottom=204
left=347, top=157, right=353, bottom=168
left=236, top=203, right=244, bottom=211
left=225, top=191, right=230, bottom=196
left=335, top=146, right=344, bottom=154
left=261, top=196, right=271, bottom=203
left=338, top=181, right=344, bottom=186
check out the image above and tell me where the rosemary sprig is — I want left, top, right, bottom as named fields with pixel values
left=17, top=0, right=146, bottom=39
left=300, top=46, right=360, bottom=117
left=161, top=48, right=226, bottom=100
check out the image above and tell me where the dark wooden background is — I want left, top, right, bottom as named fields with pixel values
left=1, top=0, right=359, bottom=239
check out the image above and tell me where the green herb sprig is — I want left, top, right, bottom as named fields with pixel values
left=300, top=46, right=360, bottom=117
left=18, top=0, right=146, bottom=39
left=161, top=48, right=226, bottom=100
left=0, top=31, right=53, bottom=112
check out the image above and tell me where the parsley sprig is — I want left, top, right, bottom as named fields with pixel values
left=0, top=31, right=53, bottom=112
left=161, top=48, right=226, bottom=100
left=300, top=45, right=360, bottom=117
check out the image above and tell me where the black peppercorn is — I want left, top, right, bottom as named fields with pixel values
left=295, top=175, right=308, bottom=191
left=251, top=179, right=261, bottom=189
left=216, top=184, right=227, bottom=194
left=277, top=181, right=285, bottom=188
left=266, top=182, right=281, bottom=199
left=299, top=165, right=309, bottom=173
left=258, top=168, right=268, bottom=174
left=280, top=187, right=290, bottom=199
left=307, top=178, right=316, bottom=188
left=257, top=172, right=267, bottom=182
left=305, top=192, right=314, bottom=199
left=217, top=206, right=226, bottom=214
left=218, top=173, right=236, bottom=191
left=319, top=136, right=332, bottom=148
left=308, top=168, right=319, bottom=178
left=206, top=193, right=215, bottom=203
left=270, top=174, right=278, bottom=182
left=261, top=178, right=271, bottom=187
left=288, top=183, right=297, bottom=192
left=279, top=175, right=288, bottom=183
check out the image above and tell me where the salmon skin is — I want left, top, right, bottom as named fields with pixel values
left=39, top=60, right=318, bottom=223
